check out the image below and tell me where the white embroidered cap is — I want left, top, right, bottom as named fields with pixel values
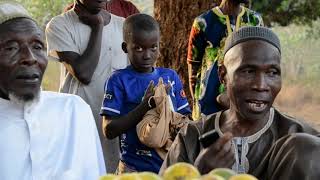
left=0, top=1, right=32, bottom=24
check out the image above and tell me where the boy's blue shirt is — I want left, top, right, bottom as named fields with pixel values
left=100, top=65, right=191, bottom=173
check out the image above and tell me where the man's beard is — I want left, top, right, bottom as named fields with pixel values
left=8, top=90, right=40, bottom=106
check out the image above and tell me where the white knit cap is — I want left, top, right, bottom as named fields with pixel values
left=0, top=1, right=32, bottom=24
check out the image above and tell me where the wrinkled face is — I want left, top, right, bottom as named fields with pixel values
left=79, top=0, right=107, bottom=14
left=0, top=18, right=47, bottom=101
left=123, top=30, right=159, bottom=73
left=221, top=40, right=281, bottom=120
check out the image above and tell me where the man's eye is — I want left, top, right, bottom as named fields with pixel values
left=242, top=69, right=254, bottom=74
left=4, top=46, right=18, bottom=52
left=135, top=47, right=143, bottom=52
left=33, top=44, right=43, bottom=50
left=267, top=70, right=279, bottom=76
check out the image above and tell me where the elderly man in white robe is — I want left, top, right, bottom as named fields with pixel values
left=0, top=1, right=105, bottom=179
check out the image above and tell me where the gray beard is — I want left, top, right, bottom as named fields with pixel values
left=8, top=91, right=40, bottom=106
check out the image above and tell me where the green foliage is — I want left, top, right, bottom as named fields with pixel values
left=16, top=0, right=73, bottom=28
left=306, top=20, right=320, bottom=39
left=251, top=0, right=320, bottom=26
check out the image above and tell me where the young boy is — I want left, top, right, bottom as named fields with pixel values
left=100, top=14, right=191, bottom=174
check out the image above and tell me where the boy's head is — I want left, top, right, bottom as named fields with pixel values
left=122, top=13, right=160, bottom=73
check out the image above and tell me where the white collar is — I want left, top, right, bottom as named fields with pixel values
left=215, top=108, right=274, bottom=142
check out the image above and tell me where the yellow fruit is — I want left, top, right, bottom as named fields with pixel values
left=99, top=174, right=117, bottom=180
left=116, top=173, right=141, bottom=180
left=229, top=174, right=258, bottom=180
left=138, top=172, right=162, bottom=180
left=198, top=174, right=225, bottom=180
left=163, top=162, right=201, bottom=180
left=209, top=168, right=237, bottom=180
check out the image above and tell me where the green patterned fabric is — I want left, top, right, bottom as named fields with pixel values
left=187, top=6, right=263, bottom=118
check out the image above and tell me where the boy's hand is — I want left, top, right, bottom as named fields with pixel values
left=143, top=80, right=155, bottom=108
left=74, top=4, right=111, bottom=27
left=142, top=80, right=172, bottom=109
left=194, top=133, right=235, bottom=174
left=165, top=83, right=172, bottom=95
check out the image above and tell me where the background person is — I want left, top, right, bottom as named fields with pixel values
left=46, top=0, right=127, bottom=172
left=101, top=14, right=191, bottom=174
left=187, top=0, right=263, bottom=119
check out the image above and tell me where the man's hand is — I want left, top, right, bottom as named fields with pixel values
left=189, top=76, right=197, bottom=99
left=165, top=82, right=172, bottom=95
left=74, top=4, right=111, bottom=27
left=194, top=133, right=235, bottom=174
left=188, top=64, right=198, bottom=99
left=217, top=92, right=230, bottom=109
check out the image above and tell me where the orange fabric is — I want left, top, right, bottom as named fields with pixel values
left=136, top=78, right=189, bottom=159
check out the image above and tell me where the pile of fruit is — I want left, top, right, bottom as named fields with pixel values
left=99, top=162, right=258, bottom=180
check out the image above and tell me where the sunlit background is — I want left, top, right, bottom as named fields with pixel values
left=17, top=0, right=320, bottom=128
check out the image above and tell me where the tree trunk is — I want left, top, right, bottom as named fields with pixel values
left=154, top=0, right=218, bottom=104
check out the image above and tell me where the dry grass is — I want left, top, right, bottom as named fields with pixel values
left=275, top=83, right=320, bottom=129
left=42, top=60, right=61, bottom=91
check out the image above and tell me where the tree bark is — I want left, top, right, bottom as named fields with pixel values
left=154, top=0, right=218, bottom=104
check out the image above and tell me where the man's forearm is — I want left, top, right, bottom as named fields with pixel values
left=188, top=63, right=200, bottom=97
left=62, top=24, right=104, bottom=84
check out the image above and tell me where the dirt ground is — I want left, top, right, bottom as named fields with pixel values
left=275, top=84, right=320, bottom=130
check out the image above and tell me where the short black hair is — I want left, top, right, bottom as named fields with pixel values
left=123, top=13, right=160, bottom=42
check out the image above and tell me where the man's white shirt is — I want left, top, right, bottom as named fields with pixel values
left=0, top=91, right=105, bottom=180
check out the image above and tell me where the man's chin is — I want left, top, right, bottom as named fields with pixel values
left=240, top=107, right=271, bottom=122
left=8, top=90, right=40, bottom=105
left=89, top=7, right=103, bottom=14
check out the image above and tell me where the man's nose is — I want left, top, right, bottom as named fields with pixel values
left=20, top=46, right=37, bottom=66
left=252, top=73, right=269, bottom=92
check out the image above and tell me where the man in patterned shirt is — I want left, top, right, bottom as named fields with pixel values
left=187, top=0, right=263, bottom=119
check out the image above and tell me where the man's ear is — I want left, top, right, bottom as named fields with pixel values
left=122, top=42, right=128, bottom=53
left=218, top=65, right=227, bottom=85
